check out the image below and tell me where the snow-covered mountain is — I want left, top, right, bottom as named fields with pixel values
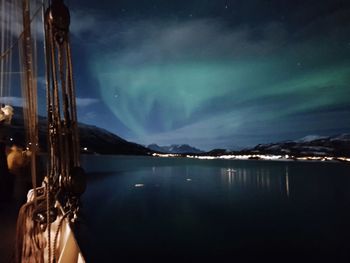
left=148, top=144, right=203, bottom=154
left=250, top=134, right=350, bottom=157
left=6, top=107, right=349, bottom=157
left=295, top=135, right=328, bottom=143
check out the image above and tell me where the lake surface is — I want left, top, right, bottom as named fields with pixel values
left=79, top=155, right=350, bottom=262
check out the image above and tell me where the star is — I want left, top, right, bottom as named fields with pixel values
left=70, top=0, right=350, bottom=150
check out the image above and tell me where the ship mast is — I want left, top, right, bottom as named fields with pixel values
left=15, top=0, right=86, bottom=262
left=21, top=0, right=39, bottom=204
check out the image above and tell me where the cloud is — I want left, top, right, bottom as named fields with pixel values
left=140, top=110, right=245, bottom=150
left=0, top=96, right=23, bottom=107
left=86, top=16, right=350, bottom=149
left=36, top=76, right=46, bottom=87
left=76, top=97, right=99, bottom=107
left=94, top=19, right=287, bottom=61
left=93, top=19, right=287, bottom=133
left=79, top=111, right=98, bottom=124
left=70, top=9, right=99, bottom=37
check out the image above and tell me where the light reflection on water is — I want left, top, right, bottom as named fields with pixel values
left=80, top=156, right=350, bottom=262
left=220, top=166, right=290, bottom=197
left=285, top=166, right=290, bottom=197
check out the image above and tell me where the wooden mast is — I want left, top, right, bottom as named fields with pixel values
left=21, top=0, right=38, bottom=204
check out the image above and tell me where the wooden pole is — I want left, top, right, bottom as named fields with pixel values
left=21, top=0, right=37, bottom=205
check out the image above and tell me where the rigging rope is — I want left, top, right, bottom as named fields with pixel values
left=10, top=1, right=86, bottom=261
left=1, top=0, right=6, bottom=99
left=0, top=4, right=43, bottom=60
left=0, top=0, right=44, bottom=110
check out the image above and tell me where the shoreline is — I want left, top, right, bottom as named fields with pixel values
left=152, top=152, right=350, bottom=163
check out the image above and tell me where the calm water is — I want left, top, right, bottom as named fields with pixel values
left=79, top=156, right=350, bottom=262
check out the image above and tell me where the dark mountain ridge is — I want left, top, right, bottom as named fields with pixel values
left=5, top=107, right=350, bottom=157
left=207, top=134, right=350, bottom=158
left=5, top=107, right=150, bottom=155
left=250, top=134, right=350, bottom=157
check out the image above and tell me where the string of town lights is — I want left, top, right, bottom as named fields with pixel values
left=152, top=153, right=350, bottom=163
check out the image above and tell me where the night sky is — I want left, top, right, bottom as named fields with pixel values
left=4, top=0, right=350, bottom=150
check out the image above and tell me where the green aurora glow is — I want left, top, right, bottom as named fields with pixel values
left=65, top=1, right=350, bottom=150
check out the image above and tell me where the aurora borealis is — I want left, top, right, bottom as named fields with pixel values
left=68, top=0, right=350, bottom=150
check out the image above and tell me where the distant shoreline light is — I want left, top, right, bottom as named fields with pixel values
left=151, top=153, right=350, bottom=163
